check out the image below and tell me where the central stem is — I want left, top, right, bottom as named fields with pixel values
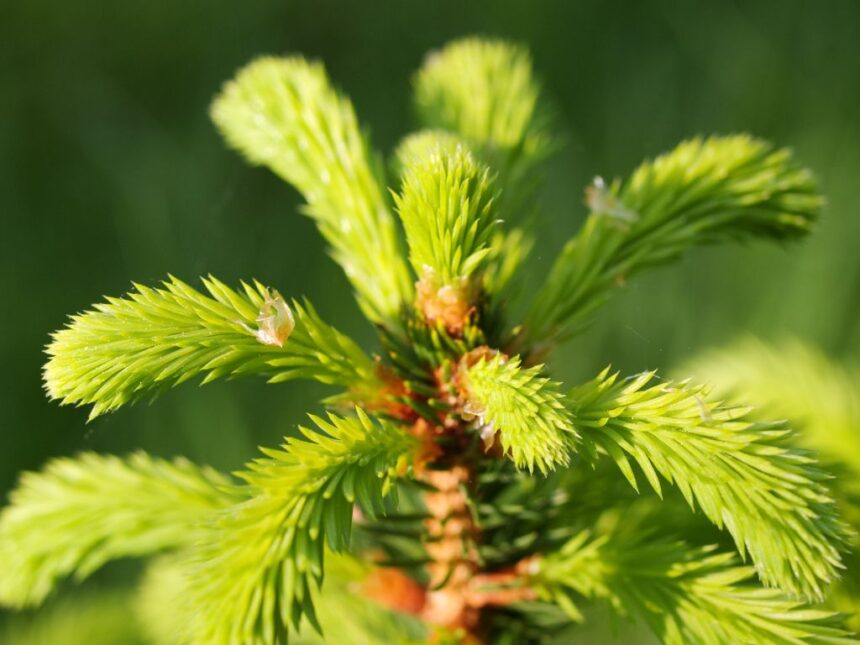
left=421, top=465, right=480, bottom=632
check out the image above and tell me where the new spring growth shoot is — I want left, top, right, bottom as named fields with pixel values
left=414, top=38, right=550, bottom=186
left=456, top=352, right=577, bottom=474
left=678, top=338, right=860, bottom=629
left=523, top=134, right=821, bottom=346
left=43, top=276, right=383, bottom=418
left=413, top=38, right=552, bottom=321
left=394, top=145, right=498, bottom=335
left=2, top=36, right=854, bottom=645
left=211, top=57, right=412, bottom=328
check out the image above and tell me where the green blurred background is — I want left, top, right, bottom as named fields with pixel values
left=1, top=0, right=858, bottom=639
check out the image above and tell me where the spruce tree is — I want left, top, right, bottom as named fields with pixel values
left=0, top=38, right=855, bottom=644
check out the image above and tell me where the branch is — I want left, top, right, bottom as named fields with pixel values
left=44, top=276, right=381, bottom=419
left=458, top=353, right=578, bottom=474
left=137, top=551, right=427, bottom=645
left=678, top=338, right=860, bottom=629
left=413, top=38, right=549, bottom=319
left=530, top=523, right=854, bottom=644
left=414, top=37, right=550, bottom=195
left=524, top=135, right=822, bottom=346
left=394, top=144, right=496, bottom=285
left=569, top=369, right=847, bottom=600
left=393, top=145, right=498, bottom=333
left=677, top=337, right=860, bottom=481
left=393, top=132, right=533, bottom=311
left=211, top=57, right=412, bottom=327
left=186, top=409, right=417, bottom=644
left=0, top=452, right=237, bottom=608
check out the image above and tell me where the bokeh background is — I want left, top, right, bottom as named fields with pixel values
left=1, top=0, right=858, bottom=640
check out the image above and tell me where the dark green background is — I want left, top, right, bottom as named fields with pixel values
left=1, top=0, right=858, bottom=613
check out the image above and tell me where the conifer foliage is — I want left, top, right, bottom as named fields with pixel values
left=0, top=37, right=854, bottom=643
